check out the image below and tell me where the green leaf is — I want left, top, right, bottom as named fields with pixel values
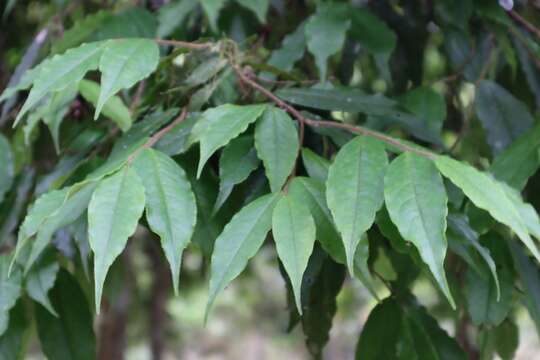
left=399, top=86, right=446, bottom=136
left=0, top=301, right=28, bottom=360
left=465, top=263, right=512, bottom=326
left=475, top=80, right=534, bottom=155
left=157, top=0, right=198, bottom=38
left=88, top=166, right=145, bottom=313
left=214, top=136, right=259, bottom=214
left=305, top=4, right=350, bottom=80
left=0, top=135, right=14, bottom=204
left=490, top=122, right=540, bottom=190
left=265, top=22, right=306, bottom=75
left=26, top=251, right=59, bottom=316
left=435, top=155, right=540, bottom=262
left=13, top=188, right=69, bottom=270
left=78, top=79, right=132, bottom=132
left=276, top=87, right=396, bottom=114
left=255, top=107, right=299, bottom=192
left=96, top=39, right=159, bottom=118
left=301, top=148, right=329, bottom=183
left=494, top=320, right=519, bottom=360
left=206, top=193, right=280, bottom=319
left=16, top=41, right=106, bottom=124
left=133, top=148, right=197, bottom=295
left=326, top=136, right=387, bottom=274
left=235, top=0, right=269, bottom=23
left=272, top=194, right=316, bottom=314
left=0, top=255, right=22, bottom=336
left=508, top=240, right=540, bottom=335
left=199, top=0, right=226, bottom=31
left=348, top=7, right=396, bottom=55
left=353, top=234, right=379, bottom=300
left=355, top=298, right=402, bottom=359
left=288, top=177, right=344, bottom=264
left=35, top=270, right=96, bottom=360
left=384, top=153, right=454, bottom=307
left=24, top=182, right=97, bottom=273
left=196, top=104, right=266, bottom=178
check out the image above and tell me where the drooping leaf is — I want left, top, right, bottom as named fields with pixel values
left=264, top=22, right=306, bottom=76
left=348, top=6, right=396, bottom=56
left=254, top=107, right=299, bottom=192
left=435, top=155, right=540, bottom=262
left=35, top=270, right=96, bottom=360
left=272, top=194, right=316, bottom=314
left=13, top=188, right=69, bottom=269
left=305, top=4, right=350, bottom=80
left=196, top=104, right=266, bottom=177
left=88, top=166, right=145, bottom=313
left=133, top=148, right=197, bottom=295
left=490, top=122, right=540, bottom=190
left=276, top=87, right=396, bottom=114
left=26, top=251, right=59, bottom=316
left=465, top=262, right=512, bottom=326
left=199, top=0, right=227, bottom=31
left=0, top=135, right=14, bottom=204
left=494, top=320, right=519, bottom=360
left=24, top=182, right=97, bottom=273
left=475, top=80, right=534, bottom=155
left=326, top=136, right=387, bottom=274
left=214, top=136, right=259, bottom=214
left=301, top=148, right=329, bottom=183
left=288, top=177, right=344, bottom=264
left=353, top=234, right=379, bottom=300
left=399, top=86, right=446, bottom=136
left=96, top=39, right=159, bottom=118
left=508, top=239, right=540, bottom=335
left=235, top=0, right=269, bottom=23
left=384, top=152, right=454, bottom=307
left=78, top=79, right=132, bottom=132
left=0, top=255, right=22, bottom=336
left=206, top=192, right=280, bottom=319
left=157, top=0, right=198, bottom=38
left=0, top=301, right=28, bottom=360
left=16, top=41, right=107, bottom=124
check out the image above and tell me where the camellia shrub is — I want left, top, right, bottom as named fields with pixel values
left=1, top=0, right=540, bottom=358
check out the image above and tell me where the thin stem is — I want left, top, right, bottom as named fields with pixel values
left=154, top=39, right=213, bottom=50
left=509, top=10, right=540, bottom=42
left=234, top=66, right=436, bottom=159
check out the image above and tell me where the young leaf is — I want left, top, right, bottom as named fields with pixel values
left=95, top=39, right=159, bottom=118
left=78, top=79, right=132, bottom=132
left=88, top=166, right=145, bottom=313
left=435, top=155, right=540, bottom=262
left=475, top=80, right=534, bottom=155
left=0, top=134, right=14, bottom=203
left=254, top=107, right=299, bottom=192
left=35, top=270, right=96, bottom=360
left=133, top=148, right=197, bottom=295
left=301, top=148, right=329, bottom=183
left=196, top=104, right=266, bottom=177
left=272, top=194, right=316, bottom=314
left=26, top=251, right=59, bottom=316
left=384, top=153, right=454, bottom=307
left=206, top=193, right=280, bottom=319
left=288, top=177, right=344, bottom=264
left=214, top=136, right=259, bottom=214
left=305, top=4, right=350, bottom=80
left=326, top=136, right=387, bottom=274
left=16, top=41, right=106, bottom=123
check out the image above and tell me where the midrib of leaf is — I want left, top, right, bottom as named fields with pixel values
left=347, top=150, right=366, bottom=272
left=97, top=169, right=127, bottom=273
left=285, top=201, right=300, bottom=287
left=270, top=113, right=280, bottom=188
left=409, top=157, right=440, bottom=270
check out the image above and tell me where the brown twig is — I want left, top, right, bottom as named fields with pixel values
left=129, top=80, right=146, bottom=114
left=233, top=66, right=436, bottom=159
left=154, top=39, right=214, bottom=50
left=509, top=10, right=540, bottom=42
